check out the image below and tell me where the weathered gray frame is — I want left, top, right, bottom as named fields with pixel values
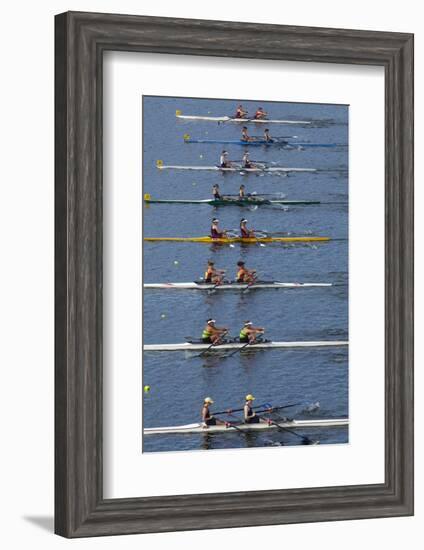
left=55, top=11, right=414, bottom=537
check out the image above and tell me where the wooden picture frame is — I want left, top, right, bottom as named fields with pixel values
left=55, top=11, right=414, bottom=537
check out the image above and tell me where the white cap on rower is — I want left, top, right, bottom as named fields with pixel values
left=244, top=321, right=253, bottom=326
left=212, top=218, right=219, bottom=223
left=207, top=319, right=216, bottom=325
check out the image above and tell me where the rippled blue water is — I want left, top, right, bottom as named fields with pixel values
left=142, top=96, right=348, bottom=453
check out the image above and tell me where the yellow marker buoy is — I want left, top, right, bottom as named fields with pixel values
left=156, top=159, right=164, bottom=167
left=144, top=193, right=151, bottom=202
left=144, top=385, right=150, bottom=393
left=176, top=109, right=182, bottom=116
left=183, top=133, right=190, bottom=141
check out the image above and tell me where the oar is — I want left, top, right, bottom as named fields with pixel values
left=197, top=331, right=229, bottom=357
left=224, top=332, right=266, bottom=358
left=223, top=419, right=248, bottom=435
left=250, top=135, right=298, bottom=140
left=223, top=196, right=282, bottom=204
left=224, top=341, right=252, bottom=358
left=212, top=402, right=272, bottom=416
left=207, top=282, right=222, bottom=294
left=242, top=277, right=259, bottom=293
left=253, top=402, right=303, bottom=415
left=227, top=228, right=266, bottom=246
left=251, top=231, right=266, bottom=247
left=207, top=272, right=227, bottom=294
left=256, top=414, right=316, bottom=445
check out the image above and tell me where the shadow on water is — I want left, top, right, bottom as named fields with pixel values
left=200, top=431, right=262, bottom=450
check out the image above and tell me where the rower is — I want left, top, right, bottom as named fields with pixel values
left=212, top=184, right=222, bottom=200
left=235, top=104, right=248, bottom=119
left=201, top=397, right=227, bottom=428
left=240, top=218, right=255, bottom=238
left=239, top=321, right=265, bottom=343
left=201, top=319, right=228, bottom=344
left=241, top=126, right=251, bottom=142
left=219, top=150, right=231, bottom=168
left=264, top=128, right=273, bottom=142
left=236, top=260, right=257, bottom=283
left=244, top=394, right=261, bottom=424
left=211, top=218, right=226, bottom=239
left=239, top=184, right=246, bottom=198
left=242, top=152, right=254, bottom=169
left=254, top=107, right=267, bottom=120
left=204, top=260, right=225, bottom=284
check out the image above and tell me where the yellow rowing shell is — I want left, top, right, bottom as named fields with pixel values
left=144, top=236, right=330, bottom=243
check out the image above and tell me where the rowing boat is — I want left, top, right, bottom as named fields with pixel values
left=156, top=162, right=316, bottom=173
left=144, top=196, right=320, bottom=206
left=144, top=281, right=332, bottom=290
left=145, top=418, right=348, bottom=435
left=175, top=112, right=311, bottom=125
left=144, top=236, right=330, bottom=244
left=144, top=340, right=348, bottom=351
left=183, top=138, right=337, bottom=148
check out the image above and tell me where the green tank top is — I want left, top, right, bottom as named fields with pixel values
left=202, top=328, right=212, bottom=338
left=239, top=327, right=248, bottom=338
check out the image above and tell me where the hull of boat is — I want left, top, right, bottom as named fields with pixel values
left=144, top=236, right=330, bottom=243
left=144, top=340, right=348, bottom=352
left=144, top=282, right=332, bottom=290
left=184, top=138, right=336, bottom=147
left=145, top=418, right=349, bottom=435
left=144, top=198, right=320, bottom=206
left=176, top=114, right=311, bottom=124
left=157, top=165, right=316, bottom=173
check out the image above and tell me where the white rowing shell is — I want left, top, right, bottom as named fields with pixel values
left=157, top=165, right=316, bottom=172
left=176, top=115, right=311, bottom=125
left=144, top=341, right=349, bottom=352
left=144, top=282, right=332, bottom=290
left=145, top=418, right=349, bottom=435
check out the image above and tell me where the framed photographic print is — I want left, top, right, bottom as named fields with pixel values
left=55, top=11, right=414, bottom=537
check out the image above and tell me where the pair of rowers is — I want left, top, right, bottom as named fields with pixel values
left=204, top=260, right=257, bottom=284
left=241, top=126, right=273, bottom=143
left=212, top=184, right=252, bottom=200
left=235, top=105, right=268, bottom=120
left=219, top=150, right=260, bottom=169
left=202, top=394, right=265, bottom=427
left=211, top=217, right=257, bottom=239
left=201, top=319, right=265, bottom=345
